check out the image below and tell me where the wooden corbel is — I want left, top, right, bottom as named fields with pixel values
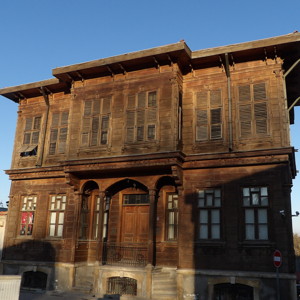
left=171, top=165, right=183, bottom=186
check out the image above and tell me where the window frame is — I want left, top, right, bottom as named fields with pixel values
left=195, top=89, right=223, bottom=142
left=125, top=91, right=158, bottom=143
left=21, top=116, right=41, bottom=157
left=242, top=186, right=269, bottom=241
left=238, top=82, right=269, bottom=138
left=165, top=193, right=178, bottom=241
left=48, top=194, right=67, bottom=238
left=81, top=97, right=111, bottom=147
left=197, top=189, right=221, bottom=240
left=19, top=195, right=37, bottom=236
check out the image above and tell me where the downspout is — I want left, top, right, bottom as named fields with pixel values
left=225, top=53, right=233, bottom=151
left=36, top=87, right=50, bottom=167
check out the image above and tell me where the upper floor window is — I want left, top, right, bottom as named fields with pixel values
left=125, top=91, right=157, bottom=143
left=242, top=187, right=268, bottom=240
left=166, top=193, right=178, bottom=241
left=48, top=195, right=67, bottom=238
left=198, top=189, right=221, bottom=240
left=20, top=195, right=37, bottom=236
left=49, top=112, right=69, bottom=155
left=195, top=89, right=222, bottom=141
left=20, top=116, right=41, bottom=156
left=238, top=82, right=268, bottom=138
left=81, top=97, right=111, bottom=147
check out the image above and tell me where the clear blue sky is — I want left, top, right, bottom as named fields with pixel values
left=0, top=0, right=300, bottom=231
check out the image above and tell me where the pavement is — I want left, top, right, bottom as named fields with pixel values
left=19, top=290, right=121, bottom=300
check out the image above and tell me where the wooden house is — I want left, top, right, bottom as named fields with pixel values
left=0, top=32, right=300, bottom=299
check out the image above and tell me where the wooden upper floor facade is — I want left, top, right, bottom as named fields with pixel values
left=0, top=32, right=300, bottom=173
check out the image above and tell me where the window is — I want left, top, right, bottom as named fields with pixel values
left=195, top=89, right=222, bottom=141
left=198, top=189, right=221, bottom=239
left=125, top=91, right=157, bottom=143
left=79, top=190, right=103, bottom=240
left=49, top=112, right=69, bottom=155
left=238, top=82, right=268, bottom=138
left=48, top=195, right=66, bottom=237
left=242, top=187, right=268, bottom=240
left=123, top=194, right=149, bottom=205
left=20, top=116, right=41, bottom=156
left=166, top=193, right=178, bottom=241
left=81, top=97, right=111, bottom=147
left=20, top=196, right=37, bottom=236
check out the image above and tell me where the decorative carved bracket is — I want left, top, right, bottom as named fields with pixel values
left=65, top=173, right=80, bottom=191
left=171, top=165, right=183, bottom=186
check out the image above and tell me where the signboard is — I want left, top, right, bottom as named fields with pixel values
left=273, top=250, right=282, bottom=268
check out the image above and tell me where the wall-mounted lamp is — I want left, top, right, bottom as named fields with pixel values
left=292, top=211, right=300, bottom=217
left=279, top=210, right=286, bottom=218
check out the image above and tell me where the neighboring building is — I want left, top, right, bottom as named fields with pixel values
left=0, top=208, right=8, bottom=262
left=0, top=32, right=300, bottom=299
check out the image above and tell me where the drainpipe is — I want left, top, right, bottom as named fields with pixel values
left=225, top=53, right=233, bottom=151
left=36, top=87, right=50, bottom=167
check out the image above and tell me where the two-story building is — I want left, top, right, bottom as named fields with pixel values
left=0, top=32, right=300, bottom=299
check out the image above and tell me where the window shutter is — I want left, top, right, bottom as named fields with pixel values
left=148, top=91, right=157, bottom=107
left=52, top=113, right=60, bottom=127
left=93, top=99, right=100, bottom=115
left=196, top=91, right=207, bottom=108
left=196, top=110, right=208, bottom=141
left=138, top=92, right=146, bottom=108
left=102, top=97, right=111, bottom=114
left=101, top=116, right=109, bottom=144
left=58, top=128, right=68, bottom=153
left=31, top=131, right=40, bottom=144
left=49, top=129, right=58, bottom=155
left=210, top=90, right=221, bottom=106
left=61, top=112, right=69, bottom=125
left=210, top=108, right=222, bottom=139
left=239, top=85, right=251, bottom=102
left=126, top=111, right=135, bottom=143
left=128, top=94, right=136, bottom=109
left=23, top=133, right=31, bottom=145
left=137, top=110, right=145, bottom=141
left=25, top=118, right=33, bottom=131
left=239, top=104, right=252, bottom=137
left=33, top=117, right=41, bottom=130
left=81, top=118, right=90, bottom=146
left=253, top=83, right=266, bottom=101
left=91, top=117, right=100, bottom=146
left=84, top=101, right=92, bottom=116
left=254, top=102, right=267, bottom=134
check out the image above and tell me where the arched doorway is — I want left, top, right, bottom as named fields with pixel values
left=214, top=283, right=253, bottom=300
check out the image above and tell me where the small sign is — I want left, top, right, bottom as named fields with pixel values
left=273, top=250, right=282, bottom=268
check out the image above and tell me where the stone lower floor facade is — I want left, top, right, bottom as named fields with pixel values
left=0, top=260, right=297, bottom=299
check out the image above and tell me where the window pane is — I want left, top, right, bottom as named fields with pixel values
left=261, top=196, right=268, bottom=206
left=57, top=225, right=63, bottom=237
left=169, top=212, right=174, bottom=225
left=200, top=210, right=208, bottom=223
left=214, top=197, right=221, bottom=207
left=58, top=212, right=64, bottom=224
left=245, top=209, right=254, bottom=223
left=50, top=212, right=56, bottom=223
left=168, top=226, right=175, bottom=240
left=199, top=225, right=208, bottom=239
left=251, top=193, right=259, bottom=205
left=206, top=194, right=213, bottom=206
left=259, top=225, right=268, bottom=240
left=243, top=196, right=250, bottom=206
left=198, top=198, right=205, bottom=207
left=261, top=187, right=268, bottom=196
left=211, top=225, right=220, bottom=239
left=49, top=225, right=55, bottom=236
left=211, top=210, right=220, bottom=223
left=246, top=225, right=255, bottom=240
left=258, top=209, right=267, bottom=223
left=243, top=188, right=250, bottom=196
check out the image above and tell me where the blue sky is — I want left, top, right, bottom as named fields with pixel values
left=0, top=0, right=300, bottom=231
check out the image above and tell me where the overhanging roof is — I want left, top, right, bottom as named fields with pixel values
left=0, top=32, right=300, bottom=106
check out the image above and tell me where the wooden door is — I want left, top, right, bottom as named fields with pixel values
left=121, top=205, right=149, bottom=243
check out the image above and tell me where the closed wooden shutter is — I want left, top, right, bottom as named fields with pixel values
left=148, top=91, right=157, bottom=107
left=137, top=110, right=145, bottom=141
left=52, top=113, right=60, bottom=127
left=23, top=133, right=31, bottom=145
left=196, top=91, right=207, bottom=108
left=49, top=129, right=58, bottom=155
left=254, top=102, right=267, bottom=134
left=102, top=97, right=111, bottom=114
left=33, top=117, right=41, bottom=130
left=239, top=105, right=252, bottom=137
left=93, top=99, right=100, bottom=115
left=254, top=83, right=266, bottom=101
left=138, top=92, right=146, bottom=108
left=210, top=90, right=221, bottom=106
left=61, top=112, right=69, bottom=125
left=101, top=116, right=109, bottom=144
left=25, top=118, right=33, bottom=131
left=126, top=111, right=135, bottom=143
left=128, top=94, right=136, bottom=109
left=58, top=128, right=68, bottom=153
left=31, top=131, right=40, bottom=144
left=84, top=101, right=92, bottom=116
left=91, top=117, right=100, bottom=146
left=210, top=108, right=222, bottom=139
left=239, top=85, right=251, bottom=102
left=81, top=118, right=90, bottom=146
left=196, top=110, right=208, bottom=141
